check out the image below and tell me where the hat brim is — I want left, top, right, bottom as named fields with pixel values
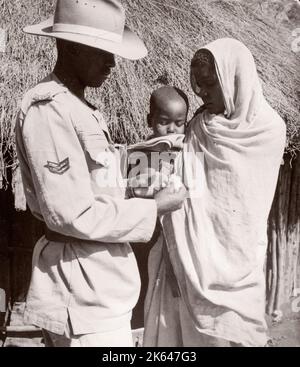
left=23, top=17, right=147, bottom=60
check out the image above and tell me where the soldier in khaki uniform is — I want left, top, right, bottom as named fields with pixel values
left=16, top=0, right=186, bottom=347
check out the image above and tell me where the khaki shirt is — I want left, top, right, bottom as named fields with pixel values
left=15, top=74, right=157, bottom=335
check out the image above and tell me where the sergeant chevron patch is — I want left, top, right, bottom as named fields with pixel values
left=44, top=158, right=70, bottom=174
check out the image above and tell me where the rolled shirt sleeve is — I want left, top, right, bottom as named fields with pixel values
left=17, top=99, right=157, bottom=243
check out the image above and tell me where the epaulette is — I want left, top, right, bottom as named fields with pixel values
left=32, top=92, right=54, bottom=103
left=30, top=82, right=67, bottom=105
left=20, top=78, right=68, bottom=116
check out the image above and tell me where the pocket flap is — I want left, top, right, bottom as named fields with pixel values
left=83, top=138, right=111, bottom=167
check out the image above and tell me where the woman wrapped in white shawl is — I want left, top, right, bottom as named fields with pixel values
left=143, top=38, right=286, bottom=347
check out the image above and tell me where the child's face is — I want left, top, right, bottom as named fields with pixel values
left=149, top=99, right=187, bottom=137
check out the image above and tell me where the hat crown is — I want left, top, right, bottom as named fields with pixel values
left=23, top=0, right=148, bottom=60
left=53, top=0, right=125, bottom=37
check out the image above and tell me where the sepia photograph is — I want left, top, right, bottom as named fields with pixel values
left=0, top=0, right=299, bottom=351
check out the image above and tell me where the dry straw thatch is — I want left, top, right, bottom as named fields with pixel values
left=0, top=0, right=299, bottom=190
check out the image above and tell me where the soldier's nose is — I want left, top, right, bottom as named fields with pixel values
left=106, top=54, right=115, bottom=68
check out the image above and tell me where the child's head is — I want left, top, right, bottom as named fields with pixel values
left=147, top=86, right=189, bottom=137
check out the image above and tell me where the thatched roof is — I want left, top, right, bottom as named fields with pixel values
left=0, top=0, right=299, bottom=190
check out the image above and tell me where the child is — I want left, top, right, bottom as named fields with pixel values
left=147, top=86, right=188, bottom=137
left=129, top=86, right=189, bottom=331
left=128, top=86, right=188, bottom=193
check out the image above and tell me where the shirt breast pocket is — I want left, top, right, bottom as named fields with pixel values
left=81, top=133, right=110, bottom=169
left=83, top=136, right=123, bottom=192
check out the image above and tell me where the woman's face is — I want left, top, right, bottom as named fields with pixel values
left=191, top=62, right=225, bottom=115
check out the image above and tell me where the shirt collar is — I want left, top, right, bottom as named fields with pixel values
left=50, top=73, right=112, bottom=143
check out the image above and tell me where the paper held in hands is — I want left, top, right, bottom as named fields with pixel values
left=127, top=134, right=185, bottom=197
left=127, top=133, right=185, bottom=152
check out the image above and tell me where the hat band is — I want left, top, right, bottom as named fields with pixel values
left=52, top=23, right=123, bottom=43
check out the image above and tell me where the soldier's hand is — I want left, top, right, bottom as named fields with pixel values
left=154, top=184, right=187, bottom=216
left=128, top=170, right=169, bottom=198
